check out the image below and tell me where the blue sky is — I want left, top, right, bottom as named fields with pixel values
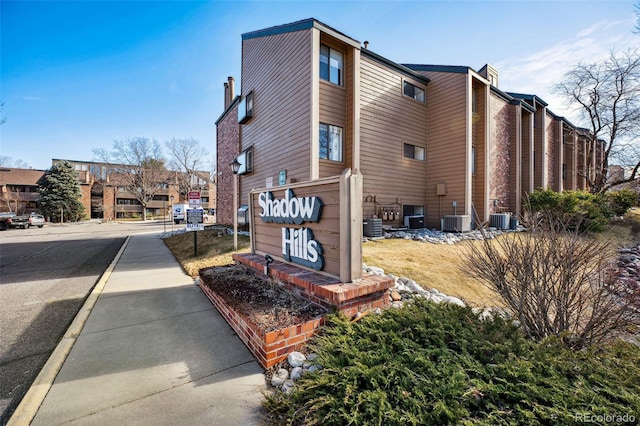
left=1, top=0, right=637, bottom=170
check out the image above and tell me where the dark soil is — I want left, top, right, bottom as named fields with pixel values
left=199, top=264, right=327, bottom=331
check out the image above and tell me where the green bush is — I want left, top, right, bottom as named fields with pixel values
left=263, top=300, right=640, bottom=425
left=525, top=189, right=630, bottom=233
left=607, top=189, right=639, bottom=216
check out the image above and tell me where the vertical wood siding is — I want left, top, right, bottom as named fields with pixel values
left=508, top=104, right=522, bottom=215
left=472, top=80, right=487, bottom=222
left=250, top=179, right=342, bottom=277
left=415, top=70, right=468, bottom=227
left=359, top=56, right=429, bottom=224
left=240, top=30, right=313, bottom=198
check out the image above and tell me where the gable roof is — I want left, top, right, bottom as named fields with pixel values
left=242, top=18, right=360, bottom=49
left=0, top=168, right=46, bottom=186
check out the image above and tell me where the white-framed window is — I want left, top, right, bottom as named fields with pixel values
left=403, top=143, right=425, bottom=161
left=403, top=80, right=425, bottom=103
left=320, top=44, right=343, bottom=86
left=236, top=146, right=253, bottom=175
left=238, top=91, right=254, bottom=124
left=319, top=123, right=343, bottom=162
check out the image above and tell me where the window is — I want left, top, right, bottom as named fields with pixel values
left=237, top=146, right=253, bottom=175
left=319, top=123, right=343, bottom=162
left=320, top=45, right=343, bottom=85
left=403, top=80, right=425, bottom=102
left=403, top=143, right=425, bottom=161
left=238, top=91, right=254, bottom=124
left=562, top=163, right=567, bottom=180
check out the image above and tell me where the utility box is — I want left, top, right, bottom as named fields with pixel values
left=237, top=206, right=250, bottom=225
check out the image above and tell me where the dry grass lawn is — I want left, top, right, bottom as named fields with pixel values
left=362, top=238, right=499, bottom=307
left=164, top=208, right=640, bottom=308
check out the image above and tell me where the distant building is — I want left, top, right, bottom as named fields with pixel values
left=0, top=167, right=46, bottom=214
left=52, top=159, right=216, bottom=220
left=1, top=161, right=216, bottom=220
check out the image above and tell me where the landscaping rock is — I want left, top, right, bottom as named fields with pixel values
left=288, top=351, right=306, bottom=368
left=282, top=380, right=295, bottom=394
left=290, top=367, right=303, bottom=381
left=390, top=290, right=402, bottom=301
left=271, top=368, right=289, bottom=387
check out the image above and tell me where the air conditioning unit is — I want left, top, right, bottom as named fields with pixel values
left=489, top=213, right=511, bottom=230
left=442, top=215, right=471, bottom=232
left=403, top=215, right=424, bottom=229
left=363, top=218, right=383, bottom=237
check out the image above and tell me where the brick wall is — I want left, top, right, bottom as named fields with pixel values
left=216, top=104, right=240, bottom=226
left=199, top=282, right=324, bottom=368
left=80, top=184, right=91, bottom=219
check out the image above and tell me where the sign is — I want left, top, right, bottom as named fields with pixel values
left=250, top=169, right=363, bottom=282
left=278, top=170, right=287, bottom=186
left=257, top=189, right=324, bottom=270
left=188, top=191, right=201, bottom=208
left=186, top=209, right=204, bottom=232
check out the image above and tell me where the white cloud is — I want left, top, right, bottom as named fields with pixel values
left=496, top=19, right=638, bottom=124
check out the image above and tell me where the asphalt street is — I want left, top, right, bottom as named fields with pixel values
left=0, top=220, right=176, bottom=424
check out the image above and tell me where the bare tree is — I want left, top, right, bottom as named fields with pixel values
left=93, top=138, right=167, bottom=221
left=0, top=156, right=31, bottom=169
left=1, top=188, right=24, bottom=214
left=553, top=49, right=640, bottom=193
left=465, top=215, right=639, bottom=348
left=165, top=138, right=212, bottom=200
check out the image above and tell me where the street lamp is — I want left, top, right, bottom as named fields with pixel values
left=230, top=158, right=241, bottom=251
left=170, top=195, right=175, bottom=232
left=163, top=197, right=167, bottom=233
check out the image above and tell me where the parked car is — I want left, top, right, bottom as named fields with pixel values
left=0, top=212, right=16, bottom=231
left=6, top=213, right=46, bottom=229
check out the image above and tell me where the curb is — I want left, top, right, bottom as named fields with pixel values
left=7, top=236, right=131, bottom=426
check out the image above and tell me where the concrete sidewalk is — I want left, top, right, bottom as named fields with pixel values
left=12, top=233, right=265, bottom=425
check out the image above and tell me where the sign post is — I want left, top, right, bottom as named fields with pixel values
left=187, top=191, right=203, bottom=256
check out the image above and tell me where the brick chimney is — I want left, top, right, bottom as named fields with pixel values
left=228, top=76, right=235, bottom=105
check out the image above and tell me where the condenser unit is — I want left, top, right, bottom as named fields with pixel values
left=363, top=218, right=383, bottom=237
left=442, top=215, right=471, bottom=232
left=489, top=213, right=511, bottom=230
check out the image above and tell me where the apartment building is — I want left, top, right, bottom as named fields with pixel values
left=53, top=159, right=216, bottom=220
left=216, top=18, right=604, bottom=230
left=0, top=167, right=46, bottom=214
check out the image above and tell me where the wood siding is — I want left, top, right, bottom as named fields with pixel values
left=249, top=177, right=343, bottom=278
left=472, top=80, right=487, bottom=222
left=359, top=56, right=429, bottom=225
left=239, top=29, right=314, bottom=198
left=319, top=34, right=350, bottom=179
left=415, top=70, right=468, bottom=227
